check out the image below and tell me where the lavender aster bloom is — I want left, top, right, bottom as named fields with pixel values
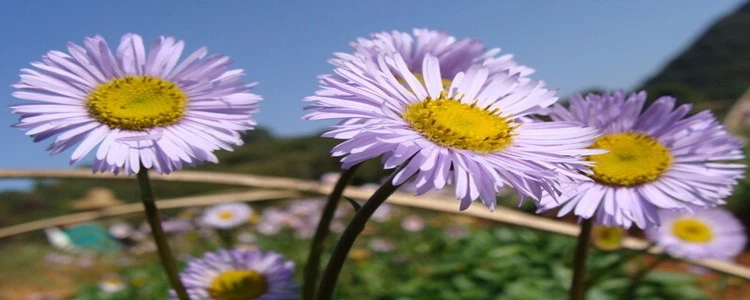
left=646, top=208, right=747, bottom=260
left=538, top=91, right=745, bottom=228
left=174, top=248, right=297, bottom=300
left=305, top=53, right=600, bottom=210
left=336, top=28, right=534, bottom=81
left=11, top=33, right=261, bottom=175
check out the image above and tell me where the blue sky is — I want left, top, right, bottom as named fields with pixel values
left=0, top=0, right=745, bottom=189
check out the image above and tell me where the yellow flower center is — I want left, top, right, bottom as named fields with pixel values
left=403, top=97, right=515, bottom=152
left=586, top=132, right=672, bottom=186
left=105, top=278, right=122, bottom=284
left=672, top=218, right=714, bottom=243
left=86, top=76, right=188, bottom=131
left=218, top=211, right=235, bottom=220
left=208, top=270, right=268, bottom=300
left=592, top=226, right=624, bottom=251
left=349, top=248, right=372, bottom=261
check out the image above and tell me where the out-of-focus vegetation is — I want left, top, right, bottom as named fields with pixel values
left=62, top=204, right=709, bottom=300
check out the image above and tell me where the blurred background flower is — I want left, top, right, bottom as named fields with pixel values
left=201, top=203, right=253, bottom=229
left=646, top=208, right=747, bottom=261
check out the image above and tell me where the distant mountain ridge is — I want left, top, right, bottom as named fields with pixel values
left=641, top=1, right=750, bottom=109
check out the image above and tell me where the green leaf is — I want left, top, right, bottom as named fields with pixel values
left=344, top=196, right=362, bottom=212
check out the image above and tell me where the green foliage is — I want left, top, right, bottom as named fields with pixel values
left=66, top=211, right=708, bottom=300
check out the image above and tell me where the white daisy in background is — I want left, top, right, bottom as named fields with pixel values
left=174, top=248, right=297, bottom=299
left=538, top=91, right=745, bottom=228
left=201, top=203, right=253, bottom=229
left=646, top=208, right=747, bottom=261
left=10, top=33, right=261, bottom=174
left=98, top=274, right=127, bottom=293
left=401, top=215, right=426, bottom=232
left=368, top=238, right=396, bottom=253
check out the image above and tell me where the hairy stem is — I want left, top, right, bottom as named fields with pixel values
left=137, top=168, right=189, bottom=300
left=315, top=167, right=403, bottom=300
left=302, top=165, right=359, bottom=300
left=569, top=218, right=594, bottom=300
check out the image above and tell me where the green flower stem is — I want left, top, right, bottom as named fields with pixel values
left=621, top=255, right=668, bottom=300
left=569, top=218, right=594, bottom=300
left=137, top=168, right=189, bottom=300
left=585, top=243, right=656, bottom=288
left=302, top=165, right=360, bottom=300
left=315, top=167, right=403, bottom=300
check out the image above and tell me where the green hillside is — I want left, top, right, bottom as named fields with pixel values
left=641, top=1, right=750, bottom=110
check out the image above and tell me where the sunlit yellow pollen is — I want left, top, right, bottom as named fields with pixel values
left=403, top=97, right=515, bottom=152
left=672, top=218, right=714, bottom=243
left=587, top=132, right=672, bottom=186
left=208, top=270, right=268, bottom=300
left=86, top=76, right=187, bottom=131
left=592, top=226, right=624, bottom=251
left=103, top=278, right=123, bottom=285
left=218, top=211, right=235, bottom=220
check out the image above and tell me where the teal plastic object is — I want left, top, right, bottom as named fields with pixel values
left=64, top=223, right=121, bottom=253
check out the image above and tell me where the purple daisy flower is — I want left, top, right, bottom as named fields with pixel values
left=11, top=33, right=261, bottom=175
left=305, top=53, right=600, bottom=210
left=174, top=248, right=297, bottom=300
left=538, top=91, right=745, bottom=228
left=333, top=28, right=533, bottom=81
left=645, top=208, right=746, bottom=260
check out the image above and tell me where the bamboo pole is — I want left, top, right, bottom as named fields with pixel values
left=1, top=168, right=749, bottom=280
left=0, top=189, right=300, bottom=239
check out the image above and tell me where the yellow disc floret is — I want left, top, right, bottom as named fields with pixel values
left=587, top=132, right=672, bottom=186
left=402, top=97, right=515, bottom=152
left=672, top=218, right=714, bottom=243
left=218, top=211, right=235, bottom=220
left=592, top=226, right=624, bottom=251
left=86, top=76, right=188, bottom=131
left=208, top=270, right=268, bottom=300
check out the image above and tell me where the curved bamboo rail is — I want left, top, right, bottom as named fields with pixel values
left=1, top=168, right=749, bottom=280
left=0, top=190, right=301, bottom=239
